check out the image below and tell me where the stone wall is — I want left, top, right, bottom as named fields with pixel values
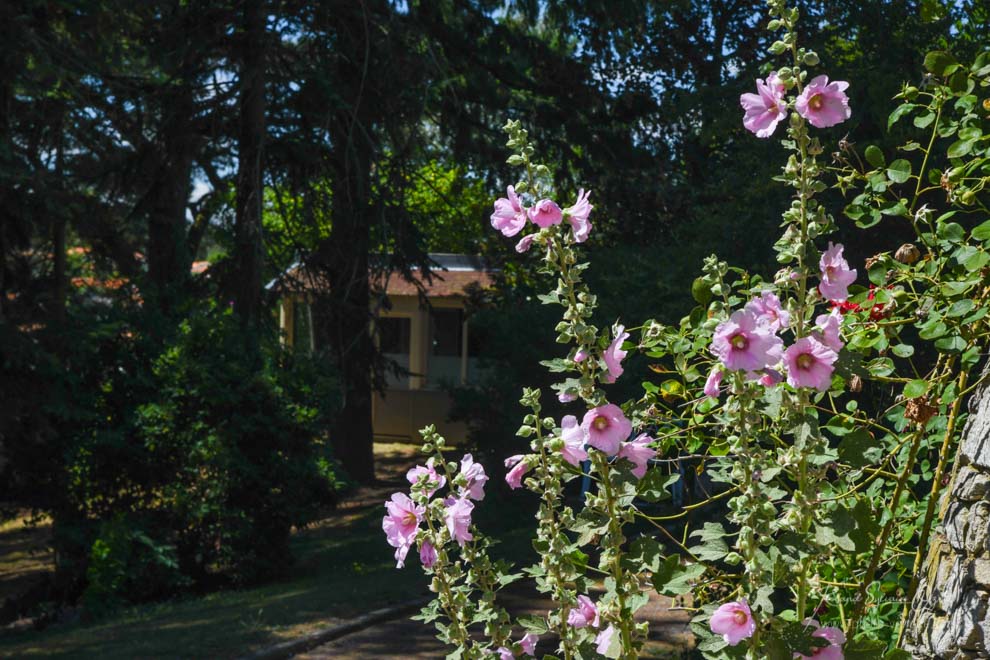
left=904, top=364, right=990, bottom=658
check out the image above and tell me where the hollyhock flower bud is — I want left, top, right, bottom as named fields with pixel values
left=819, top=242, right=857, bottom=302
left=710, top=599, right=756, bottom=646
left=740, top=72, right=787, bottom=137
left=504, top=454, right=531, bottom=490
left=519, top=633, right=538, bottom=656
left=784, top=337, right=838, bottom=392
left=496, top=647, right=514, bottom=660
left=382, top=493, right=425, bottom=568
left=567, top=595, right=600, bottom=628
left=603, top=325, right=629, bottom=383
left=757, top=369, right=784, bottom=388
left=794, top=619, right=845, bottom=660
left=563, top=188, right=593, bottom=242
left=515, top=234, right=535, bottom=253
left=618, top=433, right=656, bottom=478
left=406, top=457, right=445, bottom=498
left=574, top=349, right=589, bottom=363
left=704, top=366, right=724, bottom=398
left=814, top=309, right=844, bottom=353
left=443, top=496, right=474, bottom=547
left=796, top=75, right=851, bottom=128
left=560, top=415, right=589, bottom=466
left=419, top=540, right=437, bottom=569
left=595, top=625, right=617, bottom=655
left=528, top=199, right=563, bottom=228
left=558, top=391, right=577, bottom=403
left=458, top=454, right=488, bottom=501
left=581, top=404, right=632, bottom=455
left=490, top=186, right=528, bottom=237
left=711, top=310, right=784, bottom=372
left=745, top=291, right=790, bottom=332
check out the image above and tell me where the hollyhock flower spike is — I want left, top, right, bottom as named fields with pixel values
left=740, top=72, right=787, bottom=137
left=746, top=291, right=790, bottom=332
left=618, top=433, right=656, bottom=479
left=560, top=415, right=589, bottom=467
left=784, top=336, right=838, bottom=392
left=519, top=633, right=538, bottom=656
left=490, top=185, right=527, bottom=237
left=794, top=619, right=846, bottom=660
left=564, top=188, right=593, bottom=243
left=406, top=458, right=445, bottom=498
left=595, top=625, right=617, bottom=655
left=419, top=540, right=437, bottom=569
left=581, top=403, right=632, bottom=455
left=704, top=366, right=723, bottom=399
left=528, top=199, right=563, bottom=228
left=819, top=242, right=857, bottom=302
left=504, top=454, right=531, bottom=490
left=382, top=493, right=424, bottom=568
left=796, top=75, right=851, bottom=129
left=458, top=454, right=488, bottom=501
left=711, top=309, right=784, bottom=372
left=444, top=497, right=474, bottom=547
left=603, top=324, right=629, bottom=383
left=710, top=599, right=756, bottom=646
left=567, top=594, right=600, bottom=628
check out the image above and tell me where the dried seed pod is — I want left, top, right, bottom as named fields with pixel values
left=905, top=395, right=937, bottom=425
left=849, top=374, right=863, bottom=393
left=894, top=243, right=921, bottom=265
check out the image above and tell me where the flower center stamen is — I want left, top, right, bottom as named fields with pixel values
left=809, top=93, right=824, bottom=110
left=593, top=416, right=609, bottom=431
left=797, top=353, right=814, bottom=370
left=731, top=334, right=749, bottom=350
left=733, top=611, right=748, bottom=625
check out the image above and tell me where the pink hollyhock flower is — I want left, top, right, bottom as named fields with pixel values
left=419, top=540, right=437, bottom=569
left=528, top=199, right=563, bottom=228
left=704, top=366, right=723, bottom=399
left=618, top=433, right=656, bottom=479
left=603, top=325, right=629, bottom=383
left=784, top=337, right=838, bottom=392
left=740, top=72, right=787, bottom=137
left=406, top=458, right=445, bottom=498
left=558, top=391, right=577, bottom=403
left=444, top=496, right=474, bottom=546
left=814, top=309, right=844, bottom=353
left=519, top=633, right=538, bottom=656
left=746, top=291, right=790, bottom=332
left=758, top=369, right=784, bottom=388
left=458, top=454, right=488, bottom=501
left=515, top=234, right=535, bottom=253
left=595, top=625, right=617, bottom=655
left=491, top=186, right=528, bottom=237
left=574, top=349, right=589, bottom=363
left=496, top=647, right=514, bottom=660
left=564, top=189, right=593, bottom=242
left=819, top=242, right=857, bottom=302
left=581, top=404, right=632, bottom=455
left=710, top=599, right=756, bottom=646
left=382, top=493, right=424, bottom=568
left=504, top=454, right=531, bottom=490
left=710, top=310, right=784, bottom=372
left=794, top=619, right=845, bottom=660
left=796, top=75, right=851, bottom=129
left=560, top=415, right=589, bottom=467
left=567, top=595, right=600, bottom=628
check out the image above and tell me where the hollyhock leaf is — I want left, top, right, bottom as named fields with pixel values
left=765, top=620, right=828, bottom=657
left=887, top=103, right=916, bottom=130
left=887, top=159, right=912, bottom=183
left=904, top=378, right=928, bottom=399
left=838, top=428, right=881, bottom=468
left=624, top=536, right=663, bottom=572
left=864, top=145, right=885, bottom=168
left=517, top=615, right=549, bottom=635
left=816, top=506, right=857, bottom=552
left=651, top=555, right=706, bottom=596
left=637, top=470, right=678, bottom=503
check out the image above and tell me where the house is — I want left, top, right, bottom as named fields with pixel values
left=274, top=254, right=494, bottom=443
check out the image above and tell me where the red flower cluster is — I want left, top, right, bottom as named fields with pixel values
left=831, top=285, right=891, bottom=321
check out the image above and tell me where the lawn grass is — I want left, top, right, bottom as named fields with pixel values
left=0, top=444, right=539, bottom=659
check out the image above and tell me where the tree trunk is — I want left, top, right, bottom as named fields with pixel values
left=904, top=361, right=990, bottom=658
left=232, top=0, right=266, bottom=327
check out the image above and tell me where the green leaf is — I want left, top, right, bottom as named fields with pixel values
left=935, top=335, right=967, bottom=353
left=892, top=343, right=915, bottom=358
left=947, top=299, right=976, bottom=317
left=845, top=638, right=888, bottom=659
left=516, top=615, right=549, bottom=634
left=947, top=139, right=976, bottom=158
left=838, top=428, right=882, bottom=468
left=689, top=522, right=729, bottom=561
left=864, top=145, right=885, bottom=168
left=904, top=379, right=929, bottom=399
left=913, top=112, right=935, bottom=129
left=651, top=556, right=706, bottom=596
left=924, top=50, right=958, bottom=76
left=637, top=470, right=678, bottom=503
left=887, top=103, right=915, bottom=130
left=886, top=159, right=912, bottom=183
left=971, top=219, right=990, bottom=242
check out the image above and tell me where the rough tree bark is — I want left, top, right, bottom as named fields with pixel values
left=904, top=361, right=990, bottom=658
